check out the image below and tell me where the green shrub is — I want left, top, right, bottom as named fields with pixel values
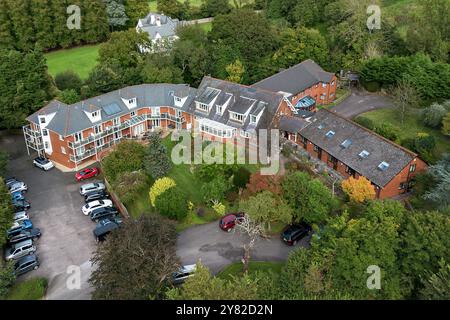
left=232, top=167, right=251, bottom=189
left=354, top=116, right=375, bottom=130
left=422, top=103, right=447, bottom=128
left=6, top=278, right=47, bottom=300
left=154, top=187, right=188, bottom=220
left=374, top=122, right=400, bottom=142
left=364, top=81, right=381, bottom=92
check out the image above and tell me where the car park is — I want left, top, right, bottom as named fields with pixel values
left=12, top=199, right=31, bottom=211
left=93, top=219, right=121, bottom=242
left=4, top=239, right=36, bottom=261
left=281, top=222, right=312, bottom=246
left=96, top=215, right=123, bottom=227
left=14, top=254, right=40, bottom=276
left=13, top=211, right=29, bottom=223
left=75, top=167, right=99, bottom=181
left=7, top=228, right=41, bottom=245
left=90, top=207, right=118, bottom=222
left=84, top=190, right=109, bottom=203
left=219, top=212, right=245, bottom=232
left=79, top=182, right=106, bottom=196
left=82, top=199, right=113, bottom=216
left=33, top=157, right=55, bottom=171
left=7, top=220, right=33, bottom=238
left=8, top=181, right=28, bottom=194
left=172, top=264, right=197, bottom=285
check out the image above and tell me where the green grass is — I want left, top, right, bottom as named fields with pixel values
left=218, top=261, right=284, bottom=281
left=356, top=108, right=450, bottom=160
left=45, top=45, right=101, bottom=79
left=199, top=21, right=213, bottom=32
left=6, top=278, right=47, bottom=300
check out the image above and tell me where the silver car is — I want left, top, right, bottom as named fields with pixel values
left=4, top=239, right=36, bottom=261
left=79, top=182, right=106, bottom=196
left=14, top=211, right=29, bottom=223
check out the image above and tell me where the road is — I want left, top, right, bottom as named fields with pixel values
left=177, top=222, right=309, bottom=274
left=330, top=88, right=394, bottom=118
left=1, top=132, right=95, bottom=300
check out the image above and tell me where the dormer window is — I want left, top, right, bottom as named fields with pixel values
left=230, top=112, right=244, bottom=122
left=130, top=111, right=136, bottom=117
left=250, top=115, right=257, bottom=124
left=174, top=96, right=182, bottom=103
left=128, top=98, right=136, bottom=105
left=216, top=105, right=222, bottom=115
left=378, top=161, right=390, bottom=171
left=196, top=102, right=209, bottom=112
left=39, top=117, right=46, bottom=124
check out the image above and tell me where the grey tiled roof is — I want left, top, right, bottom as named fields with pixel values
left=137, top=12, right=179, bottom=39
left=253, top=59, right=335, bottom=96
left=27, top=84, right=197, bottom=136
left=279, top=116, right=310, bottom=133
left=298, top=109, right=417, bottom=188
left=186, top=77, right=285, bottom=132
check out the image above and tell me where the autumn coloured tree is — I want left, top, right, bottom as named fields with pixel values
left=341, top=176, right=376, bottom=203
left=244, top=172, right=281, bottom=196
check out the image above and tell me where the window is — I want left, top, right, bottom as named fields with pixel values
left=318, top=124, right=324, bottom=130
left=315, top=84, right=318, bottom=88
left=230, top=112, right=244, bottom=122
left=250, top=115, right=257, bottom=124
left=341, top=139, right=352, bottom=148
left=331, top=80, right=335, bottom=86
left=91, top=111, right=98, bottom=118
left=152, top=107, right=160, bottom=116
left=322, top=83, right=327, bottom=88
left=409, top=164, right=416, bottom=172
left=44, top=142, right=49, bottom=149
left=39, top=117, right=46, bottom=124
left=61, top=147, right=66, bottom=154
left=378, top=161, right=390, bottom=171
left=325, top=130, right=335, bottom=138
left=346, top=166, right=356, bottom=176
left=359, top=150, right=370, bottom=159
left=216, top=105, right=222, bottom=114
left=313, top=145, right=319, bottom=152
left=74, top=132, right=82, bottom=142
left=196, top=102, right=209, bottom=112
left=59, top=135, right=64, bottom=141
left=174, top=96, right=182, bottom=103
left=94, top=125, right=102, bottom=135
left=130, top=111, right=136, bottom=117
left=320, top=94, right=326, bottom=100
left=240, top=130, right=250, bottom=138
left=42, top=129, right=48, bottom=136
left=95, top=138, right=104, bottom=148
left=113, top=117, right=120, bottom=126
left=128, top=98, right=136, bottom=105
left=399, top=182, right=407, bottom=190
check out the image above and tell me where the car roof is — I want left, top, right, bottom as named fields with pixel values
left=14, top=239, right=33, bottom=247
left=94, top=223, right=119, bottom=236
left=16, top=254, right=37, bottom=265
left=180, top=264, right=197, bottom=273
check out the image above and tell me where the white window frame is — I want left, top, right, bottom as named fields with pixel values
left=113, top=117, right=120, bottom=126
left=42, top=129, right=48, bottom=136
left=130, top=111, right=136, bottom=117
left=61, top=147, right=66, bottom=154
left=152, top=107, right=161, bottom=116
left=250, top=115, right=257, bottom=124
left=74, top=132, right=82, bottom=142
left=216, top=105, right=222, bottom=115
left=196, top=102, right=209, bottom=112
left=94, top=125, right=102, bottom=135
left=230, top=112, right=244, bottom=122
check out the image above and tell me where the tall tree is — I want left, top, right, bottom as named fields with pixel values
left=31, top=0, right=57, bottom=50
left=391, top=78, right=419, bottom=125
left=143, top=133, right=172, bottom=180
left=52, top=0, right=76, bottom=48
left=0, top=1, right=15, bottom=49
left=82, top=0, right=110, bottom=43
left=6, top=0, right=35, bottom=51
left=0, top=178, right=14, bottom=248
left=89, top=214, right=179, bottom=299
left=124, top=0, right=149, bottom=27
left=226, top=59, right=245, bottom=84
left=103, top=0, right=129, bottom=31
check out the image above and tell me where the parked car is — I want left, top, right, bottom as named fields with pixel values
left=93, top=219, right=121, bottom=242
left=219, top=212, right=245, bottom=232
left=84, top=190, right=109, bottom=203
left=14, top=254, right=40, bottom=276
left=5, top=177, right=22, bottom=188
left=4, top=239, right=36, bottom=261
left=12, top=199, right=31, bottom=211
left=79, top=182, right=105, bottom=196
left=172, top=264, right=197, bottom=285
left=33, top=157, right=54, bottom=171
left=82, top=199, right=113, bottom=216
left=8, top=228, right=41, bottom=245
left=75, top=167, right=99, bottom=181
left=7, top=220, right=33, bottom=238
left=8, top=181, right=28, bottom=194
left=90, top=207, right=118, bottom=222
left=11, top=191, right=25, bottom=201
left=281, top=222, right=312, bottom=246
left=96, top=215, right=123, bottom=227
left=13, top=211, right=29, bottom=223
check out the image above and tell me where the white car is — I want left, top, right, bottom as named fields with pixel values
left=33, top=157, right=54, bottom=171
left=9, top=182, right=28, bottom=194
left=172, top=264, right=197, bottom=285
left=82, top=199, right=113, bottom=216
left=14, top=211, right=29, bottom=223
left=79, top=182, right=106, bottom=196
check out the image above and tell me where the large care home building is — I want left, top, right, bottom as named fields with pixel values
left=253, top=59, right=337, bottom=117
left=23, top=77, right=290, bottom=170
left=278, top=110, right=427, bottom=199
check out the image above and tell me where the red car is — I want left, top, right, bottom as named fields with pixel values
left=75, top=167, right=99, bottom=181
left=219, top=212, right=245, bottom=232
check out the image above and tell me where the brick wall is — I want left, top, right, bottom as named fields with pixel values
left=290, top=75, right=338, bottom=106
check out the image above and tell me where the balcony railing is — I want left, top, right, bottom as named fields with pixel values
left=70, top=148, right=97, bottom=163
left=23, top=125, right=45, bottom=151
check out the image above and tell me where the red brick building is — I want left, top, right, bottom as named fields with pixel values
left=278, top=110, right=427, bottom=199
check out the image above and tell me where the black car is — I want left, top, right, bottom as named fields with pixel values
left=84, top=190, right=109, bottom=203
left=90, top=207, right=118, bottom=222
left=8, top=228, right=41, bottom=245
left=93, top=220, right=121, bottom=242
left=14, top=254, right=40, bottom=276
left=281, top=222, right=312, bottom=246
left=12, top=199, right=31, bottom=211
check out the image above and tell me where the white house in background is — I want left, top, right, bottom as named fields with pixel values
left=136, top=12, right=180, bottom=52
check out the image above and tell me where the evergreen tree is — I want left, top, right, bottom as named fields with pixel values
left=124, top=0, right=149, bottom=27
left=0, top=1, right=15, bottom=49
left=31, top=0, right=57, bottom=50
left=52, top=0, right=76, bottom=48
left=82, top=0, right=109, bottom=43
left=6, top=0, right=35, bottom=51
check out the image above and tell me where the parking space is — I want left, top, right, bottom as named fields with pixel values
left=1, top=133, right=95, bottom=300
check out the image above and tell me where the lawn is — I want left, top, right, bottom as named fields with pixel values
left=45, top=45, right=101, bottom=79
left=356, top=108, right=450, bottom=160
left=6, top=278, right=47, bottom=300
left=218, top=261, right=284, bottom=281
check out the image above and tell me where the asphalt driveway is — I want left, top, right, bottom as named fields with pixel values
left=330, top=88, right=394, bottom=118
left=177, top=222, right=309, bottom=274
left=1, top=132, right=95, bottom=300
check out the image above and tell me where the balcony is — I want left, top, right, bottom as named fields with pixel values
left=23, top=125, right=44, bottom=152
left=70, top=148, right=97, bottom=163
left=149, top=112, right=185, bottom=123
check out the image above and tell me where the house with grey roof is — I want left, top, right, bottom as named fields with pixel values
left=253, top=59, right=338, bottom=113
left=136, top=12, right=180, bottom=51
left=278, top=110, right=428, bottom=199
